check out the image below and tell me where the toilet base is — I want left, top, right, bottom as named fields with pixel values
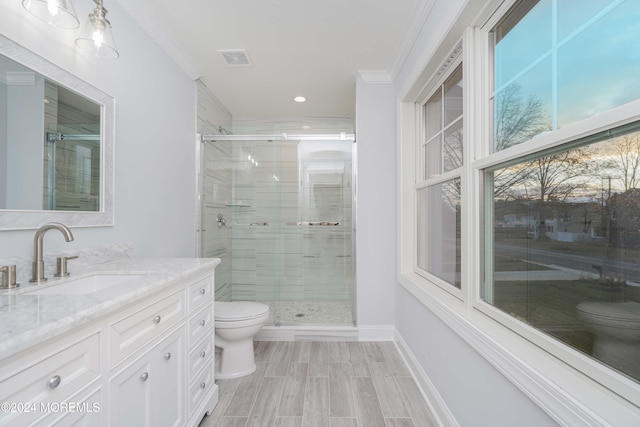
left=215, top=338, right=257, bottom=379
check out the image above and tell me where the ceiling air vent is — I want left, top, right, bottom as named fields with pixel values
left=217, top=49, right=253, bottom=67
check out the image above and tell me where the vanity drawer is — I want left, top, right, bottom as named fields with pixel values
left=188, top=364, right=214, bottom=413
left=189, top=304, right=213, bottom=347
left=0, top=333, right=101, bottom=427
left=188, top=276, right=213, bottom=311
left=189, top=335, right=214, bottom=380
left=110, top=290, right=185, bottom=365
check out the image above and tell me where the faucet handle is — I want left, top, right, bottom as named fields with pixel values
left=0, top=265, right=20, bottom=289
left=55, top=256, right=79, bottom=278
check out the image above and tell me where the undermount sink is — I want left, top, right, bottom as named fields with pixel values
left=26, top=274, right=145, bottom=295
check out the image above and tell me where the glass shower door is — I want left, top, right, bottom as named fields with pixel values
left=201, top=135, right=354, bottom=326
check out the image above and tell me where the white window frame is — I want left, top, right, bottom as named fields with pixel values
left=415, top=50, right=464, bottom=299
left=398, top=0, right=640, bottom=422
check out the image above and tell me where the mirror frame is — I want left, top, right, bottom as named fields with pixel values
left=0, top=34, right=114, bottom=230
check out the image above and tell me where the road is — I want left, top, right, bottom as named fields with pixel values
left=494, top=242, right=640, bottom=283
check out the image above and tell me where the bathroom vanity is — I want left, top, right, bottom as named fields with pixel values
left=0, top=257, right=220, bottom=426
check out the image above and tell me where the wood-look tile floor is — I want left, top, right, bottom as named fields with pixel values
left=199, top=341, right=437, bottom=427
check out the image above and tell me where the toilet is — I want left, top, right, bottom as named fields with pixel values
left=214, top=301, right=270, bottom=379
left=576, top=301, right=640, bottom=377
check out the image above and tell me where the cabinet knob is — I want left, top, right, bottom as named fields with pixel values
left=47, top=375, right=61, bottom=389
left=199, top=288, right=206, bottom=295
left=164, top=352, right=172, bottom=360
left=140, top=372, right=149, bottom=382
left=200, top=319, right=206, bottom=327
left=153, top=315, right=161, bottom=324
left=200, top=351, right=206, bottom=358
left=200, top=382, right=206, bottom=389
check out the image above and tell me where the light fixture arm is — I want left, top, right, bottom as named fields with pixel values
left=89, top=0, right=111, bottom=28
left=75, top=0, right=119, bottom=59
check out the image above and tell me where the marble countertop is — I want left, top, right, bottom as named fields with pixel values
left=0, top=257, right=220, bottom=360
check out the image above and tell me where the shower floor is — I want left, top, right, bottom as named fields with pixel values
left=262, top=300, right=353, bottom=325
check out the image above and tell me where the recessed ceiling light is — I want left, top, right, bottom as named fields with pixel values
left=293, top=96, right=306, bottom=103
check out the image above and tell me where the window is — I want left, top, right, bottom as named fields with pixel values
left=401, top=0, right=640, bottom=409
left=491, top=0, right=640, bottom=152
left=417, top=63, right=463, bottom=290
left=483, top=0, right=640, bottom=383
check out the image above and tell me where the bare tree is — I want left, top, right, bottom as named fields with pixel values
left=494, top=83, right=550, bottom=151
left=492, top=84, right=550, bottom=198
left=603, top=133, right=640, bottom=191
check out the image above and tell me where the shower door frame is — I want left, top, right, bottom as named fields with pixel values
left=196, top=132, right=358, bottom=326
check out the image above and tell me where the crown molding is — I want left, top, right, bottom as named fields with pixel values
left=357, top=70, right=393, bottom=84
left=387, top=0, right=437, bottom=82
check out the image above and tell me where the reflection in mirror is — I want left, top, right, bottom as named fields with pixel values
left=1, top=54, right=101, bottom=211
left=0, top=34, right=113, bottom=230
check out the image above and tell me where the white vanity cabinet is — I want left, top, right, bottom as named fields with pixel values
left=110, top=327, right=185, bottom=427
left=0, top=264, right=218, bottom=427
left=108, top=288, right=186, bottom=427
left=185, top=274, right=216, bottom=425
left=0, top=329, right=103, bottom=427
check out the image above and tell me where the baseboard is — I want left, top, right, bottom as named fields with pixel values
left=394, top=329, right=459, bottom=427
left=254, top=324, right=396, bottom=342
left=358, top=325, right=395, bottom=341
left=255, top=325, right=359, bottom=341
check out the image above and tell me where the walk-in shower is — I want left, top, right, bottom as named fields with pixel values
left=198, top=131, right=356, bottom=326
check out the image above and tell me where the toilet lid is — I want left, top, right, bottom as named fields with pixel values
left=215, top=301, right=270, bottom=321
left=577, top=301, right=640, bottom=321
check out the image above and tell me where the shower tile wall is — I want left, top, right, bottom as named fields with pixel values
left=201, top=140, right=233, bottom=301
left=197, top=81, right=233, bottom=301
left=43, top=81, right=100, bottom=211
left=230, top=140, right=353, bottom=308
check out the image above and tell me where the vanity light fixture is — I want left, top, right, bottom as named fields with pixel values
left=293, top=96, right=307, bottom=103
left=75, top=0, right=119, bottom=59
left=22, top=0, right=80, bottom=29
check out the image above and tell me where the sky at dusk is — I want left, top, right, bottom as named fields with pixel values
left=494, top=0, right=640, bottom=130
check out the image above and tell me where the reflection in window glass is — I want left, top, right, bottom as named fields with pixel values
left=484, top=122, right=640, bottom=381
left=424, top=64, right=464, bottom=178
left=418, top=179, right=461, bottom=288
left=425, top=138, right=442, bottom=179
left=444, top=119, right=463, bottom=172
left=492, top=0, right=640, bottom=151
left=493, top=59, right=552, bottom=151
left=444, top=66, right=463, bottom=127
left=426, top=91, right=442, bottom=140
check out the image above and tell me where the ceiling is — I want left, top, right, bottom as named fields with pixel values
left=116, top=0, right=424, bottom=124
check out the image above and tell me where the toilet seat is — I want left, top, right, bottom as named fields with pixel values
left=577, top=302, right=640, bottom=323
left=215, top=301, right=270, bottom=321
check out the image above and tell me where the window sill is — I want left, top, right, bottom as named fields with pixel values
left=398, top=271, right=640, bottom=426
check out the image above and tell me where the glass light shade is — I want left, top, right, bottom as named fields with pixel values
left=22, top=0, right=80, bottom=29
left=75, top=4, right=119, bottom=59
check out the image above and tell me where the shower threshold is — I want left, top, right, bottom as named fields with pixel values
left=262, top=300, right=353, bottom=325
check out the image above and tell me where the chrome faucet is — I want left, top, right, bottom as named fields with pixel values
left=30, top=223, right=74, bottom=283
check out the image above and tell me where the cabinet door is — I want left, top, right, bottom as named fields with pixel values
left=0, top=332, right=101, bottom=427
left=110, top=357, right=153, bottom=426
left=154, top=329, right=185, bottom=427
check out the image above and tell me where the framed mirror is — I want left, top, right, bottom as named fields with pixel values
left=0, top=34, right=114, bottom=230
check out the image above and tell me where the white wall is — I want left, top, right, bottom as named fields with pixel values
left=6, top=77, right=44, bottom=209
left=0, top=2, right=197, bottom=258
left=396, top=287, right=555, bottom=426
left=355, top=77, right=397, bottom=328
